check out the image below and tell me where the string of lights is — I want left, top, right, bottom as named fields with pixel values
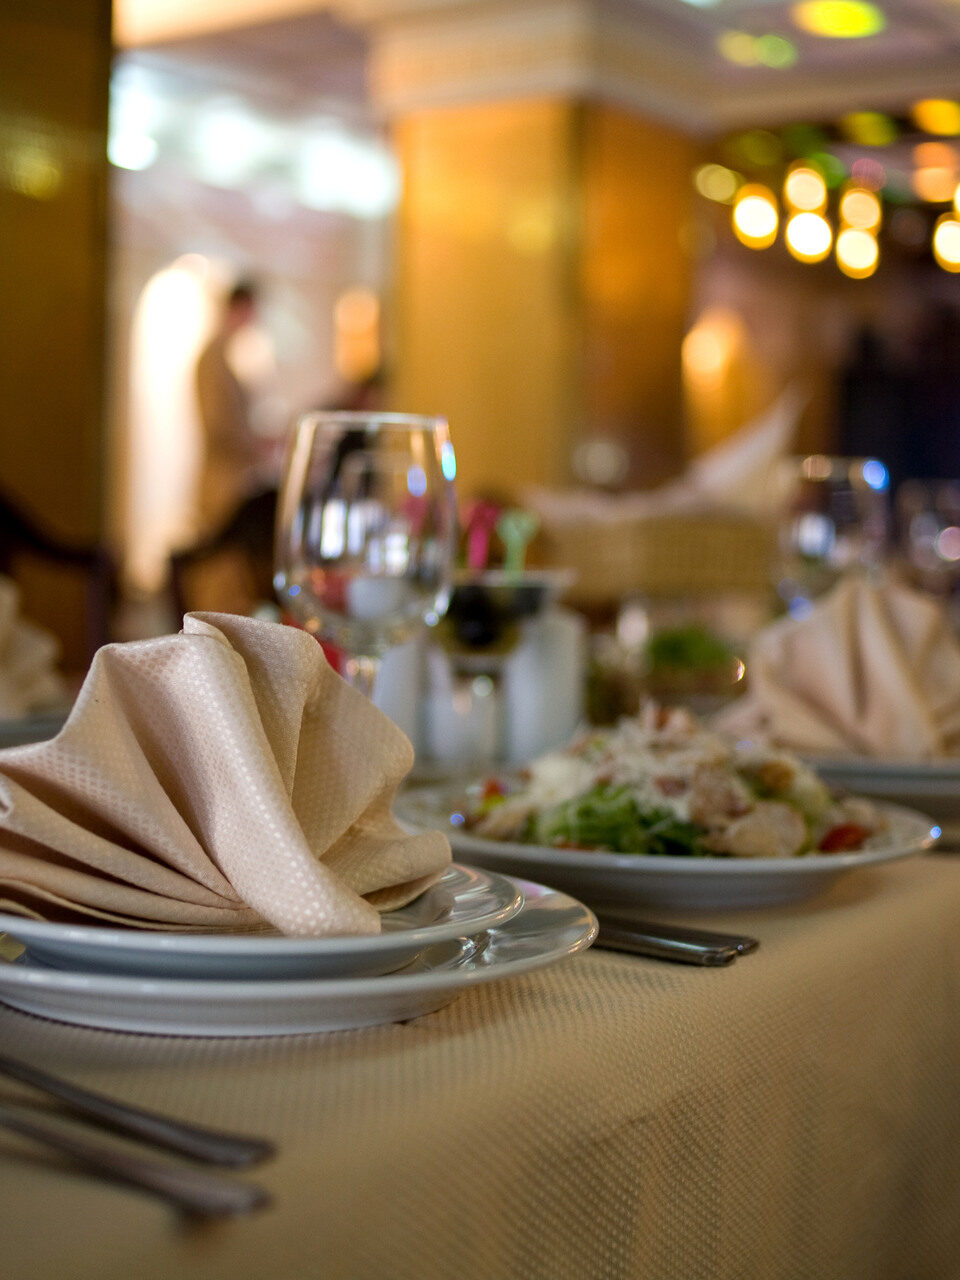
left=695, top=100, right=960, bottom=276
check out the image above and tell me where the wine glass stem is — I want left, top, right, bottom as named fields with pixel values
left=342, top=653, right=380, bottom=699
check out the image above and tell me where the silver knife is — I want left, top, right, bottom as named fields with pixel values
left=595, top=916, right=759, bottom=966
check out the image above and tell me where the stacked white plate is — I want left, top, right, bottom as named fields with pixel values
left=0, top=864, right=597, bottom=1037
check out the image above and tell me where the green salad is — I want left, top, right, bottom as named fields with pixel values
left=468, top=706, right=885, bottom=859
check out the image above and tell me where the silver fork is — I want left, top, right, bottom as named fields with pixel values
left=0, top=1102, right=270, bottom=1217
left=0, top=1053, right=274, bottom=1166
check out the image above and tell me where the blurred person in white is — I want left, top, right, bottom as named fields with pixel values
left=194, top=280, right=262, bottom=535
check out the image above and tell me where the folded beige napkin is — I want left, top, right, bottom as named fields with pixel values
left=0, top=577, right=68, bottom=720
left=0, top=612, right=450, bottom=935
left=525, top=388, right=803, bottom=526
left=718, top=575, right=960, bottom=759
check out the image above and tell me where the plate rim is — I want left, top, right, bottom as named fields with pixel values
left=0, top=863, right=523, bottom=957
left=0, top=878, right=597, bottom=1001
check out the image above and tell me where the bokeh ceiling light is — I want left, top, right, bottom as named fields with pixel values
left=839, top=185, right=882, bottom=230
left=841, top=111, right=897, bottom=146
left=732, top=130, right=783, bottom=167
left=914, top=141, right=959, bottom=168
left=784, top=164, right=828, bottom=212
left=718, top=31, right=798, bottom=67
left=109, top=131, right=158, bottom=171
left=732, top=184, right=779, bottom=248
left=792, top=0, right=886, bottom=37
left=7, top=145, right=64, bottom=199
left=297, top=128, right=400, bottom=219
left=785, top=211, right=833, bottom=261
left=933, top=214, right=960, bottom=271
left=836, top=226, right=879, bottom=277
left=694, top=163, right=739, bottom=203
left=913, top=166, right=959, bottom=203
left=192, top=99, right=275, bottom=188
left=755, top=35, right=799, bottom=67
left=912, top=142, right=958, bottom=202
left=109, top=63, right=164, bottom=173
left=682, top=308, right=745, bottom=390
left=717, top=31, right=760, bottom=65
left=810, top=150, right=848, bottom=188
left=912, top=99, right=960, bottom=136
left=850, top=157, right=887, bottom=189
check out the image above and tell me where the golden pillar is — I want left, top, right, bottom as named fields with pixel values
left=350, top=0, right=702, bottom=500
left=0, top=0, right=111, bottom=662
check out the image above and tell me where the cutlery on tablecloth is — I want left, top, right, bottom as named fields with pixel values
left=0, top=1101, right=270, bottom=1217
left=594, top=917, right=759, bottom=966
left=0, top=1053, right=274, bottom=1167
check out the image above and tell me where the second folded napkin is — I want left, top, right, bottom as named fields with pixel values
left=0, top=613, right=450, bottom=935
left=718, top=575, right=960, bottom=759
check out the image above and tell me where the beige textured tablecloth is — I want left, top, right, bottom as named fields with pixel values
left=2, top=856, right=960, bottom=1280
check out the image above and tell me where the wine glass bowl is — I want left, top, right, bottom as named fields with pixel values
left=274, top=412, right=458, bottom=694
left=776, top=454, right=890, bottom=610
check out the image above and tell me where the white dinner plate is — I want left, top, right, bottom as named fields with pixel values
left=0, top=878, right=597, bottom=1036
left=397, top=786, right=937, bottom=911
left=809, top=755, right=960, bottom=832
left=0, top=864, right=523, bottom=980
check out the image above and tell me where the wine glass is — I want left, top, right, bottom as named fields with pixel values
left=274, top=412, right=458, bottom=696
left=897, top=480, right=960, bottom=623
left=775, top=454, right=890, bottom=613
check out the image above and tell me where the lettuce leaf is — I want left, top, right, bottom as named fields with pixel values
left=526, top=784, right=707, bottom=856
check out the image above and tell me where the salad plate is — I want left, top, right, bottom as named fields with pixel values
left=397, top=708, right=938, bottom=909
left=0, top=864, right=524, bottom=980
left=0, top=878, right=597, bottom=1036
left=397, top=788, right=937, bottom=910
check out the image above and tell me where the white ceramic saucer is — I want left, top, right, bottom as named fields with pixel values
left=0, top=864, right=523, bottom=980
left=0, top=878, right=597, bottom=1036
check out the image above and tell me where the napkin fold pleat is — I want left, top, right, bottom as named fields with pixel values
left=0, top=613, right=450, bottom=935
left=719, top=575, right=960, bottom=759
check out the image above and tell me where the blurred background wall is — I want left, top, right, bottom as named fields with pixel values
left=4, top=0, right=960, bottom=657
left=0, top=0, right=111, bottom=664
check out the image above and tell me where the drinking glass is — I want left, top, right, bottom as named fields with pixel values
left=897, top=479, right=960, bottom=606
left=274, top=412, right=458, bottom=696
left=776, top=455, right=890, bottom=612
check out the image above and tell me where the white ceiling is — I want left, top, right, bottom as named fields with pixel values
left=145, top=11, right=369, bottom=113
left=124, top=0, right=960, bottom=129
left=626, top=0, right=960, bottom=122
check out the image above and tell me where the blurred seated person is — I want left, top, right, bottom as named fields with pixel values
left=194, top=280, right=262, bottom=536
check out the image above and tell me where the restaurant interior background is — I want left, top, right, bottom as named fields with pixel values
left=3, top=0, right=960, bottom=677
